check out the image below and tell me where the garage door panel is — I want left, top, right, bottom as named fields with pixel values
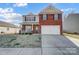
left=41, top=25, right=60, bottom=34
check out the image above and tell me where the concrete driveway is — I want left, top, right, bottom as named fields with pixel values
left=41, top=35, right=79, bottom=55
left=0, top=35, right=79, bottom=55
left=42, top=35, right=77, bottom=48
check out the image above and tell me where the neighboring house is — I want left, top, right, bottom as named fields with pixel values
left=63, top=13, right=79, bottom=34
left=0, top=21, right=20, bottom=34
left=21, top=4, right=63, bottom=35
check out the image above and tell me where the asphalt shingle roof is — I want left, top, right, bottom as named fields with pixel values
left=39, top=4, right=62, bottom=14
left=0, top=21, right=18, bottom=28
left=27, top=12, right=34, bottom=15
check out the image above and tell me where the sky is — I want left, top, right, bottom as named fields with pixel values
left=0, top=3, right=79, bottom=25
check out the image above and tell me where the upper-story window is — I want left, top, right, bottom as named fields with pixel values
left=54, top=14, right=58, bottom=20
left=43, top=14, right=47, bottom=20
left=24, top=16, right=36, bottom=21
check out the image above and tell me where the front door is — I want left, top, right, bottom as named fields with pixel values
left=25, top=26, right=32, bottom=32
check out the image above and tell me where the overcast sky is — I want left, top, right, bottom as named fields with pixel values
left=0, top=3, right=79, bottom=25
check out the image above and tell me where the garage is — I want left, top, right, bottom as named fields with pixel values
left=41, top=25, right=60, bottom=34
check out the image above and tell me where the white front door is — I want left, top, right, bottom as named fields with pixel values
left=41, top=25, right=60, bottom=34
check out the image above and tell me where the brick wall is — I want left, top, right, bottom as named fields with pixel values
left=39, top=14, right=62, bottom=34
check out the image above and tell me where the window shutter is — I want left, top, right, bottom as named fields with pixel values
left=34, top=16, right=36, bottom=21
left=46, top=14, right=48, bottom=20
left=58, top=14, right=60, bottom=19
left=52, top=14, right=54, bottom=20
left=41, top=14, right=43, bottom=20
left=25, top=16, right=26, bottom=21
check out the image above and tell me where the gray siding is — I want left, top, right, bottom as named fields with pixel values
left=63, top=14, right=79, bottom=33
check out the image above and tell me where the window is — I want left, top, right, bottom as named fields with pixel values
left=54, top=14, right=58, bottom=20
left=25, top=16, right=36, bottom=21
left=43, top=14, right=47, bottom=20
left=52, top=14, right=54, bottom=20
left=29, top=17, right=31, bottom=21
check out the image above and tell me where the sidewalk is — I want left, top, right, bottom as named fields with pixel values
left=0, top=48, right=41, bottom=55
left=63, top=33, right=79, bottom=47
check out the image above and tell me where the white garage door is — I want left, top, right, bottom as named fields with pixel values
left=41, top=25, right=60, bottom=34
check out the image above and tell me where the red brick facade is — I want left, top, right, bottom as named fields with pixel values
left=39, top=14, right=62, bottom=34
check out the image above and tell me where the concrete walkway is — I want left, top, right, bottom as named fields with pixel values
left=0, top=35, right=79, bottom=55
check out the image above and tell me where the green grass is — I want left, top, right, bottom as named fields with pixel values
left=0, top=34, right=41, bottom=48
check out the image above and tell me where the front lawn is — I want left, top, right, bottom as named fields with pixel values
left=0, top=34, right=41, bottom=48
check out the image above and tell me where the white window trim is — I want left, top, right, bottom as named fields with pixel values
left=25, top=16, right=36, bottom=21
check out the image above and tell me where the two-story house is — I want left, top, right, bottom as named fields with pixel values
left=39, top=5, right=62, bottom=34
left=21, top=12, right=39, bottom=34
left=21, top=4, right=63, bottom=35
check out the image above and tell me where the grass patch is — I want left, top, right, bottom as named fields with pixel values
left=8, top=38, right=16, bottom=43
left=0, top=34, right=41, bottom=48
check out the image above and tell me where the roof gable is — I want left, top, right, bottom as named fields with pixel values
left=39, top=4, right=63, bottom=14
left=0, top=21, right=18, bottom=28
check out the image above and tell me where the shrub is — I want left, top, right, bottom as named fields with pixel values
left=14, top=43, right=20, bottom=45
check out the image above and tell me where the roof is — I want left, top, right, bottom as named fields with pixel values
left=0, top=21, right=18, bottom=28
left=23, top=12, right=36, bottom=16
left=27, top=12, right=34, bottom=16
left=39, top=4, right=63, bottom=14
left=66, top=13, right=79, bottom=20
left=68, top=13, right=79, bottom=17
